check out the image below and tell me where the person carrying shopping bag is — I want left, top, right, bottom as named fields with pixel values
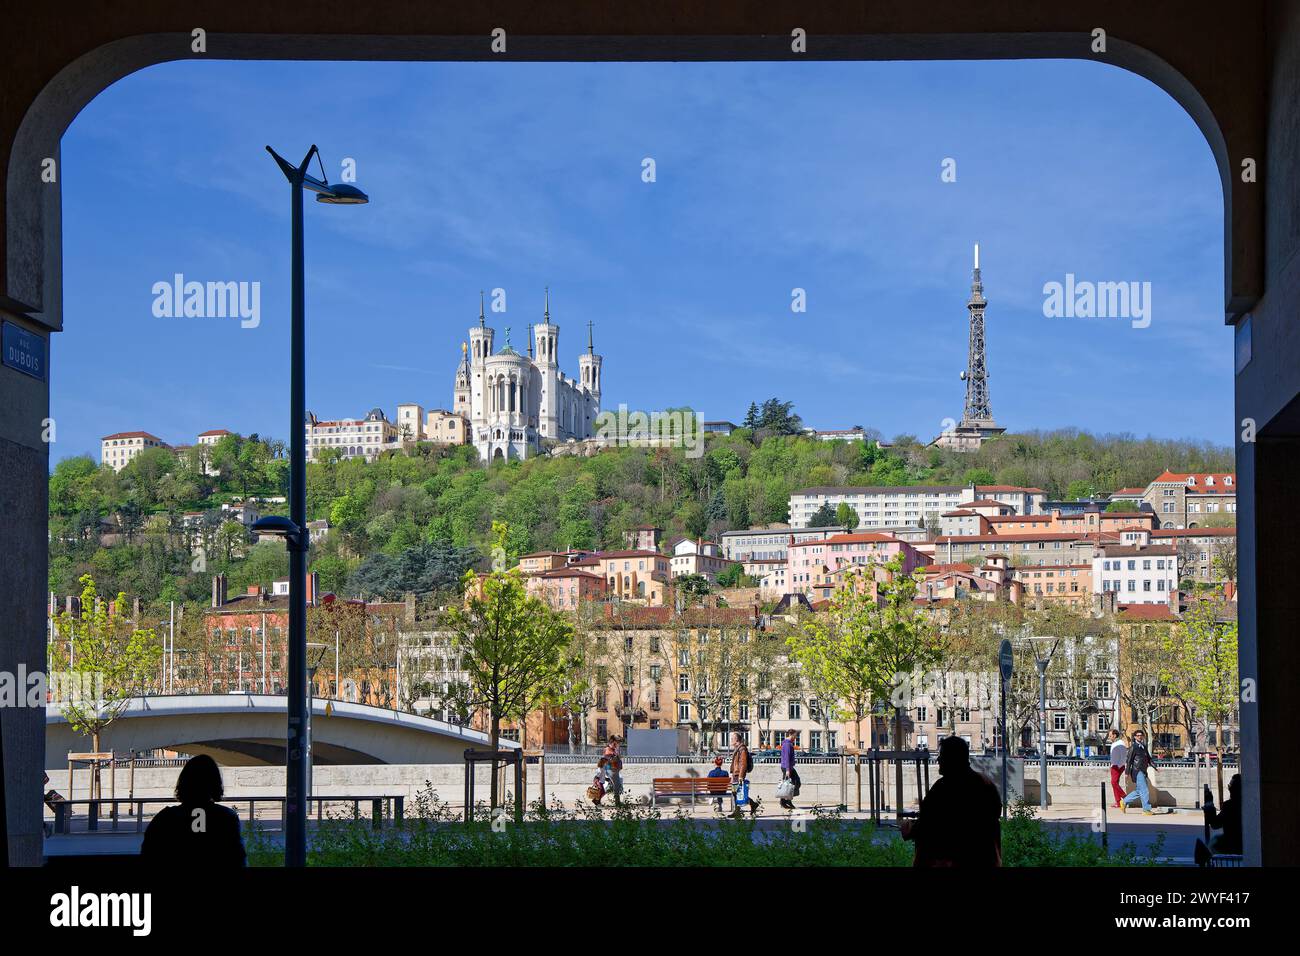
left=729, top=732, right=761, bottom=818
left=777, top=729, right=801, bottom=810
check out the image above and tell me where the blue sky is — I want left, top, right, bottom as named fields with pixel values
left=54, top=58, right=1229, bottom=461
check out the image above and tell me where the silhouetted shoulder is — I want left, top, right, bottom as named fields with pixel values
left=141, top=801, right=246, bottom=866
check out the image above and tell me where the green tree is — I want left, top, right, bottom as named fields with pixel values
left=442, top=523, right=574, bottom=809
left=807, top=502, right=839, bottom=528
left=48, top=575, right=163, bottom=796
left=796, top=554, right=944, bottom=820
left=1162, top=599, right=1238, bottom=802
left=675, top=573, right=712, bottom=597
left=835, top=501, right=860, bottom=530
left=715, top=563, right=746, bottom=589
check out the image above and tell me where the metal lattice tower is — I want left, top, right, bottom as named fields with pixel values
left=960, top=243, right=996, bottom=428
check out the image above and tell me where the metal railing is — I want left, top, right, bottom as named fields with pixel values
left=46, top=794, right=406, bottom=835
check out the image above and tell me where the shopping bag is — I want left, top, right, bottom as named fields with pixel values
left=775, top=777, right=796, bottom=800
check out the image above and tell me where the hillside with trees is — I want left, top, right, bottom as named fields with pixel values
left=48, top=406, right=1233, bottom=614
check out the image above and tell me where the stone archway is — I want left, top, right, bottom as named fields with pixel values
left=2, top=1, right=1298, bottom=867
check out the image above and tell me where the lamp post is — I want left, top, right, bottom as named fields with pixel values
left=1015, top=634, right=1060, bottom=811
left=252, top=144, right=367, bottom=868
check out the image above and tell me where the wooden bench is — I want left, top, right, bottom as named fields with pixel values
left=650, top=776, right=735, bottom=809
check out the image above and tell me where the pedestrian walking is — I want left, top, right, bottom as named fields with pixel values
left=599, top=735, right=624, bottom=805
left=1121, top=728, right=1157, bottom=814
left=778, top=728, right=801, bottom=810
left=1106, top=728, right=1128, bottom=808
left=729, top=732, right=761, bottom=818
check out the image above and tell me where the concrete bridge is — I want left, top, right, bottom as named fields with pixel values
left=45, top=695, right=514, bottom=769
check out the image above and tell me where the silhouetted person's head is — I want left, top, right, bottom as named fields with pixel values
left=937, top=735, right=971, bottom=776
left=1229, top=773, right=1242, bottom=800
left=175, top=754, right=224, bottom=804
left=1108, top=728, right=1120, bottom=741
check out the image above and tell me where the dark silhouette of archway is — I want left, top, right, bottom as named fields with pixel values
left=1, top=1, right=1297, bottom=867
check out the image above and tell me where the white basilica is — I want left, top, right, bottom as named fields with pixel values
left=454, top=290, right=604, bottom=462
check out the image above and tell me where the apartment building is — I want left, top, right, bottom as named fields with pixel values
left=100, top=431, right=171, bottom=472
left=1091, top=529, right=1179, bottom=605
left=956, top=507, right=1158, bottom=538
left=572, top=550, right=673, bottom=604
left=305, top=408, right=400, bottom=462
left=788, top=484, right=1046, bottom=530
left=524, top=567, right=607, bottom=610
left=517, top=551, right=570, bottom=574
left=1151, top=527, right=1237, bottom=584
left=788, top=532, right=930, bottom=600
left=1142, top=471, right=1236, bottom=528
left=933, top=530, right=1108, bottom=568
left=1014, top=563, right=1093, bottom=607
left=720, top=524, right=847, bottom=561
left=670, top=538, right=738, bottom=583
left=743, top=558, right=787, bottom=597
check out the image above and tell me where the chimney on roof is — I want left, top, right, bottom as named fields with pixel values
left=211, top=573, right=227, bottom=609
left=404, top=592, right=417, bottom=626
left=1093, top=590, right=1116, bottom=616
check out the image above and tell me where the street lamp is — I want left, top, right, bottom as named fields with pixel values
left=1014, top=634, right=1061, bottom=811
left=252, top=145, right=367, bottom=868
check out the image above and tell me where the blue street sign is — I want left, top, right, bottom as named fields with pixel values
left=999, top=638, right=1014, bottom=681
left=2, top=320, right=46, bottom=381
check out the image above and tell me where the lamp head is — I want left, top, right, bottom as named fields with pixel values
left=252, top=515, right=299, bottom=538
left=316, top=183, right=369, bottom=204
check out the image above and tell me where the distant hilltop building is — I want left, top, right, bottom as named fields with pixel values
left=100, top=431, right=170, bottom=471
left=460, top=289, right=603, bottom=462
left=932, top=243, right=1006, bottom=452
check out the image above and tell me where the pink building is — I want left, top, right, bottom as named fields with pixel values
left=788, top=532, right=931, bottom=600
left=524, top=567, right=607, bottom=610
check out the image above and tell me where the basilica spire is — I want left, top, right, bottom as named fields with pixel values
left=587, top=319, right=594, bottom=355
left=479, top=290, right=485, bottom=328
left=544, top=286, right=551, bottom=325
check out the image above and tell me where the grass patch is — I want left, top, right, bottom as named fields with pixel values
left=245, top=787, right=1165, bottom=867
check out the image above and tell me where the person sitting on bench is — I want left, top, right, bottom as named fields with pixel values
left=1195, top=773, right=1242, bottom=866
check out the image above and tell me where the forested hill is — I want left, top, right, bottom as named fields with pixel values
left=48, top=426, right=1233, bottom=608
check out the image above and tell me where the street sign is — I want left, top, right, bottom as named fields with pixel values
left=999, top=638, right=1014, bottom=681
left=2, top=320, right=46, bottom=381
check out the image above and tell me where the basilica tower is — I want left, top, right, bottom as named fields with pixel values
left=533, top=288, right=561, bottom=439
